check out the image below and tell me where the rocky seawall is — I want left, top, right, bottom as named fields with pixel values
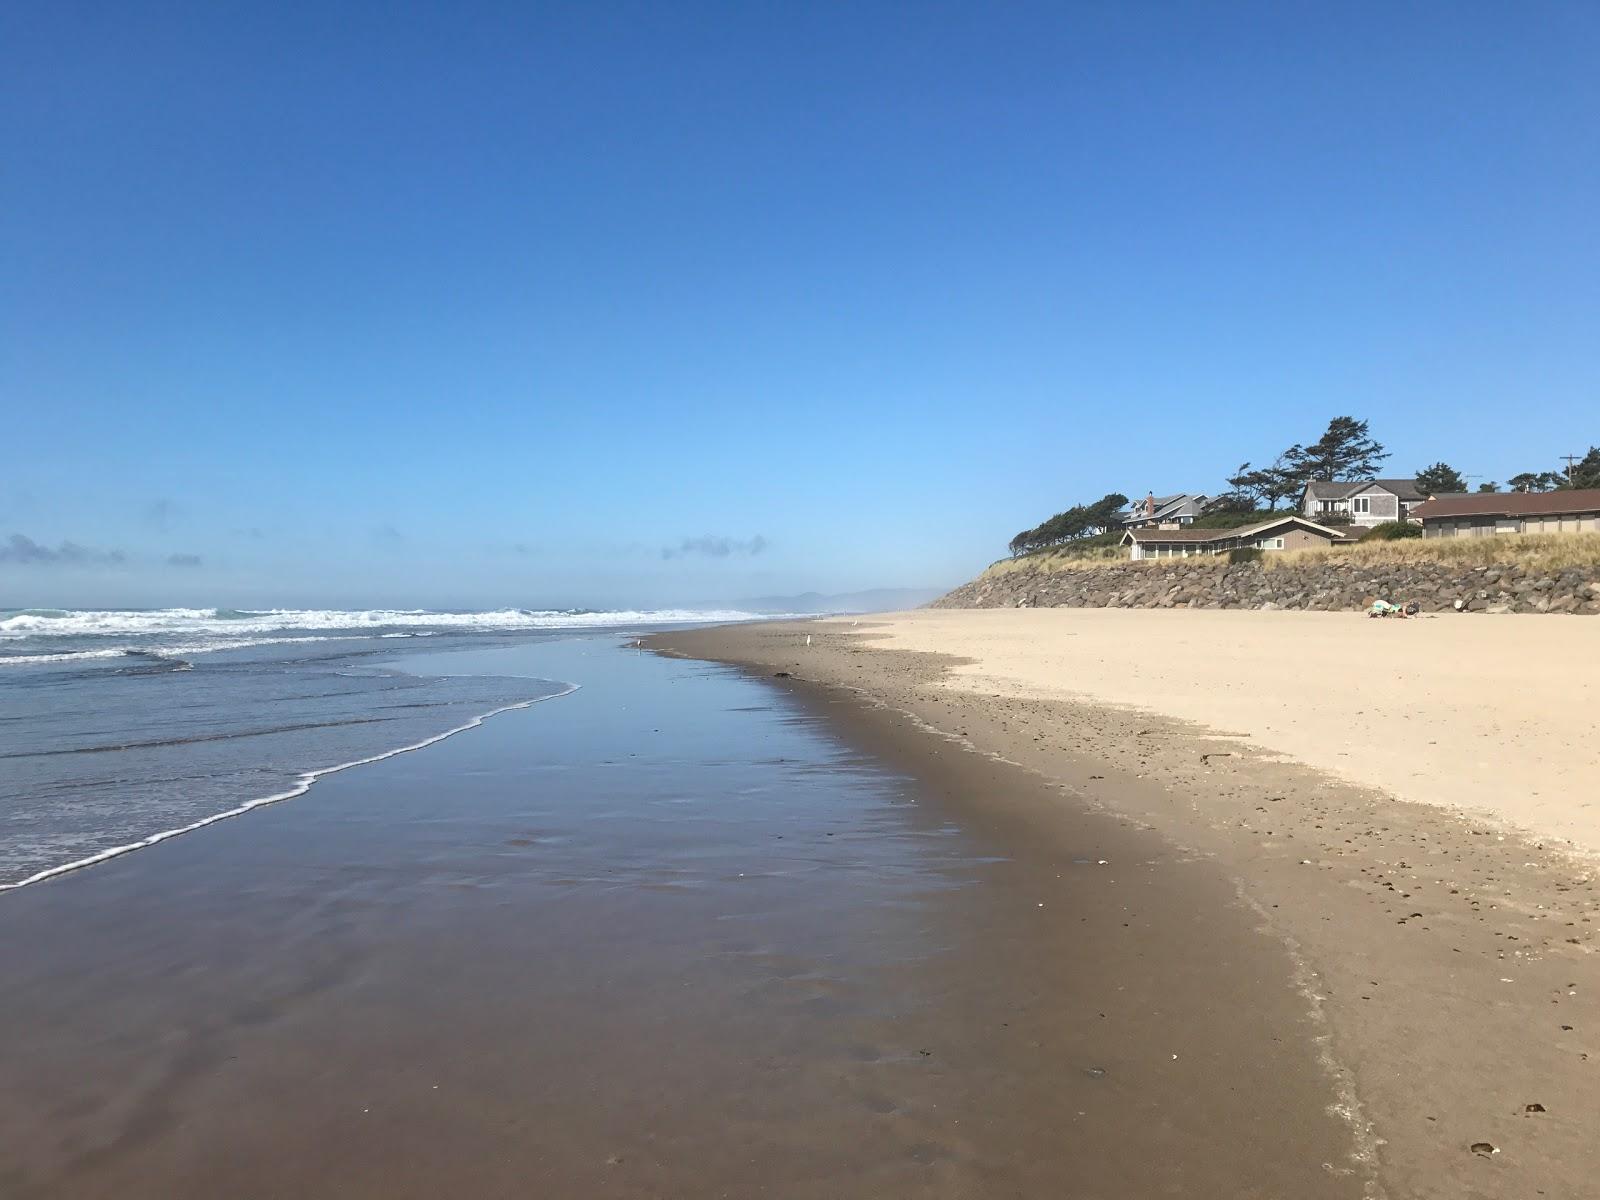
left=933, top=558, right=1600, bottom=615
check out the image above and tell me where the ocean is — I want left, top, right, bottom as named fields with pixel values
left=0, top=606, right=763, bottom=890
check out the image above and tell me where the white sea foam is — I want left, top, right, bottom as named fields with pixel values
left=0, top=607, right=767, bottom=665
left=0, top=647, right=131, bottom=666
left=0, top=684, right=580, bottom=894
left=0, top=634, right=369, bottom=667
left=0, top=606, right=764, bottom=639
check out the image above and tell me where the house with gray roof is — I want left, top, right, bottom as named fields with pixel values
left=1298, top=479, right=1426, bottom=528
left=1123, top=492, right=1210, bottom=528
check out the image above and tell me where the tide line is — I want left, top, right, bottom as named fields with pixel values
left=0, top=683, right=580, bottom=895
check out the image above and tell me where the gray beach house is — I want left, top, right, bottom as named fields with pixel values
left=1298, top=479, right=1426, bottom=528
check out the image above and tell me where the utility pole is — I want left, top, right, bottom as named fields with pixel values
left=1560, top=454, right=1581, bottom=486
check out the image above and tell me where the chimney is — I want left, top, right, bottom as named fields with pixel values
left=1144, top=492, right=1156, bottom=517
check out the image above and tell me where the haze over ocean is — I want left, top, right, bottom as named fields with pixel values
left=5, top=3, right=1597, bottom=611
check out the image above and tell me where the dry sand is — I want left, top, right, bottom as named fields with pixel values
left=657, top=612, right=1600, bottom=1200
left=846, top=608, right=1600, bottom=855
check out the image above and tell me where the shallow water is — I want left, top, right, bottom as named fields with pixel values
left=0, top=609, right=757, bottom=887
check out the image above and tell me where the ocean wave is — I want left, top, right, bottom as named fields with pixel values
left=0, top=607, right=766, bottom=639
left=0, top=635, right=367, bottom=667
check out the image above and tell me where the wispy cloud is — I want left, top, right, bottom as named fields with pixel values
left=1, top=533, right=126, bottom=566
left=661, top=534, right=770, bottom=560
left=166, top=553, right=203, bottom=568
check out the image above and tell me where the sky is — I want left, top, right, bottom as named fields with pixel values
left=3, top=1, right=1597, bottom=609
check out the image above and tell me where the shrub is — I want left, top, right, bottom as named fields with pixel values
left=1192, top=509, right=1280, bottom=529
left=1227, top=547, right=1263, bottom=564
left=1364, top=521, right=1422, bottom=540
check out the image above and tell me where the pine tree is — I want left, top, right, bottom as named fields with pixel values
left=1414, top=462, right=1467, bottom=495
left=1286, top=417, right=1389, bottom=482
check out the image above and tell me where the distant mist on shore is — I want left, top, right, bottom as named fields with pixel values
left=737, top=588, right=947, bottom=615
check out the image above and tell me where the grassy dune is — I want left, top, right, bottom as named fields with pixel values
left=983, top=532, right=1600, bottom=577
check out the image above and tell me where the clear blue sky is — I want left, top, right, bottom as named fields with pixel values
left=3, top=1, right=1596, bottom=609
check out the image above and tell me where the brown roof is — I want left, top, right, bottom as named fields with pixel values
left=1123, top=515, right=1343, bottom=544
left=1411, top=489, right=1600, bottom=521
left=1122, top=527, right=1229, bottom=543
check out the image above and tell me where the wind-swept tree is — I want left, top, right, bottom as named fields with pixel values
left=1005, top=493, right=1130, bottom=555
left=1205, top=488, right=1257, bottom=516
left=1083, top=492, right=1129, bottom=535
left=1414, top=462, right=1467, bottom=496
left=1286, top=417, right=1389, bottom=482
left=1226, top=455, right=1300, bottom=509
left=1476, top=482, right=1499, bottom=493
left=1036, top=507, right=1089, bottom=544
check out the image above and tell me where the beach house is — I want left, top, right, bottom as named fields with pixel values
left=1122, top=515, right=1349, bottom=560
left=1411, top=489, right=1600, bottom=538
left=1123, top=492, right=1210, bottom=528
left=1298, top=479, right=1426, bottom=528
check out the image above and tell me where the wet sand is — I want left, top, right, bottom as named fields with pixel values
left=1, top=635, right=1367, bottom=1197
left=651, top=617, right=1600, bottom=1200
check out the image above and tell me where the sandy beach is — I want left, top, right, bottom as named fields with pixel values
left=840, top=608, right=1600, bottom=853
left=653, top=611, right=1600, bottom=1200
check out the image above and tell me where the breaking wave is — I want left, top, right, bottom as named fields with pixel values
left=0, top=608, right=765, bottom=665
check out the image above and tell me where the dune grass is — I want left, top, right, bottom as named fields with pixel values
left=984, top=544, right=1130, bottom=574
left=1264, top=531, right=1600, bottom=572
left=981, top=532, right=1600, bottom=577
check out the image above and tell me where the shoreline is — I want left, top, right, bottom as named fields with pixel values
left=3, top=633, right=1369, bottom=1197
left=647, top=614, right=1600, bottom=1199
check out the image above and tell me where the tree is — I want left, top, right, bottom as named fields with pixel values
left=1508, top=471, right=1563, bottom=493
left=1566, top=446, right=1600, bottom=490
left=1414, top=462, right=1467, bottom=496
left=1286, top=416, right=1389, bottom=482
left=1036, top=507, right=1089, bottom=544
left=1006, top=492, right=1129, bottom=555
left=1226, top=455, right=1300, bottom=509
left=1476, top=482, right=1498, bottom=493
left=1083, top=493, right=1129, bottom=535
left=1205, top=488, right=1256, bottom=516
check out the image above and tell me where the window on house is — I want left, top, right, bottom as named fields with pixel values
left=1351, top=496, right=1371, bottom=515
left=1256, top=537, right=1285, bottom=550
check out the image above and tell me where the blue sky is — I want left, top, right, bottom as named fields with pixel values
left=3, top=1, right=1596, bottom=609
